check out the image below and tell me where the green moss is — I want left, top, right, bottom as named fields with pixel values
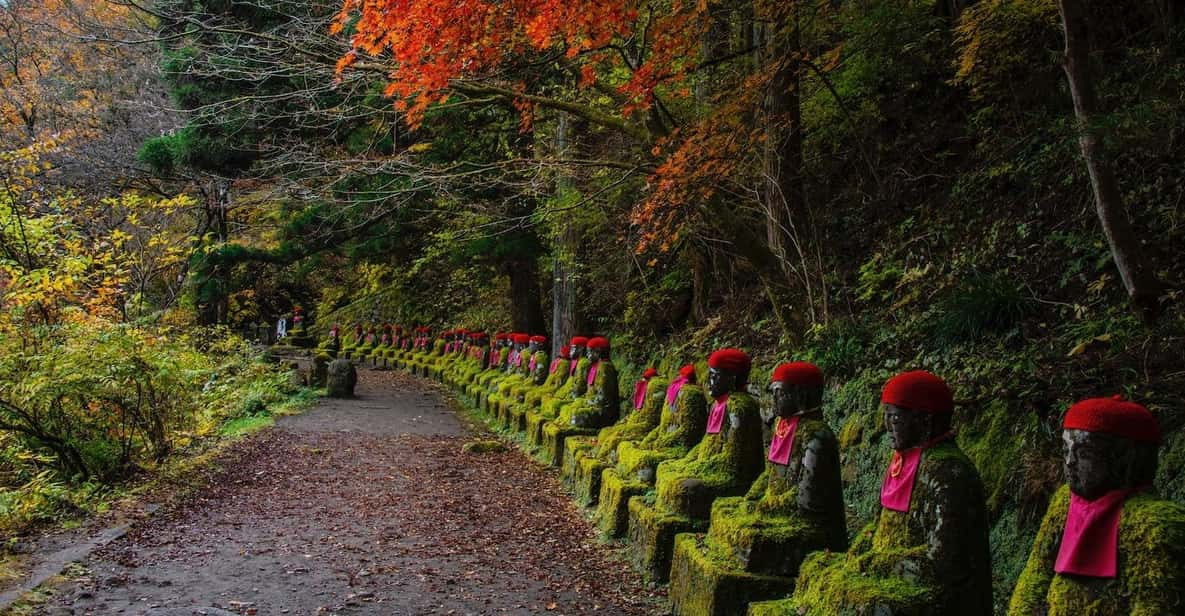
left=461, top=439, right=508, bottom=454
left=1007, top=486, right=1185, bottom=615
left=668, top=532, right=795, bottom=616
left=653, top=393, right=765, bottom=517
left=787, top=549, right=934, bottom=616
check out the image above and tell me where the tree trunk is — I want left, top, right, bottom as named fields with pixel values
left=550, top=113, right=581, bottom=355
left=1058, top=0, right=1161, bottom=320
left=763, top=6, right=813, bottom=323
left=509, top=258, right=546, bottom=333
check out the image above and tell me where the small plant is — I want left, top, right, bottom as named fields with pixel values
left=931, top=273, right=1032, bottom=345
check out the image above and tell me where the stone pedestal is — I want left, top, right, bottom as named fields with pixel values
left=669, top=534, right=794, bottom=616
left=327, top=359, right=356, bottom=398
left=625, top=392, right=764, bottom=584
left=627, top=494, right=706, bottom=583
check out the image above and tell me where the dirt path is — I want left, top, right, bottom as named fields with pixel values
left=43, top=370, right=664, bottom=616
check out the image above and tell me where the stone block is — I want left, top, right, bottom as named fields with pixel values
left=669, top=533, right=794, bottom=616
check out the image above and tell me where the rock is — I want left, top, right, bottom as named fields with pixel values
left=327, top=359, right=357, bottom=398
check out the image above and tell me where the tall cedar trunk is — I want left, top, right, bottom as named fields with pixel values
left=550, top=113, right=581, bottom=355
left=1058, top=0, right=1161, bottom=320
left=509, top=258, right=546, bottom=333
left=763, top=8, right=812, bottom=322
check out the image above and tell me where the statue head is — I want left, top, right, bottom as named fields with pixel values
left=770, top=362, right=825, bottom=418
left=587, top=336, right=610, bottom=362
left=1062, top=396, right=1160, bottom=500
left=880, top=371, right=954, bottom=451
left=642, top=367, right=658, bottom=381
left=512, top=333, right=530, bottom=352
left=707, top=348, right=751, bottom=400
left=679, top=364, right=698, bottom=385
left=529, top=335, right=547, bottom=353
left=569, top=336, right=589, bottom=360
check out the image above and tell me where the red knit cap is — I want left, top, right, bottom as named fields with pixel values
left=530, top=335, right=547, bottom=344
left=1064, top=396, right=1160, bottom=444
left=512, top=333, right=530, bottom=345
left=881, top=371, right=953, bottom=414
left=642, top=367, right=658, bottom=380
left=494, top=333, right=508, bottom=341
left=708, top=348, right=751, bottom=375
left=587, top=337, right=610, bottom=351
left=679, top=364, right=697, bottom=378
left=772, top=362, right=824, bottom=387
left=559, top=345, right=570, bottom=358
left=570, top=336, right=589, bottom=347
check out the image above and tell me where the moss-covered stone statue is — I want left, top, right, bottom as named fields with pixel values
left=754, top=370, right=991, bottom=616
left=543, top=336, right=620, bottom=468
left=489, top=333, right=532, bottom=427
left=627, top=349, right=765, bottom=583
left=525, top=337, right=590, bottom=449
left=596, top=364, right=705, bottom=539
left=473, top=334, right=512, bottom=411
left=510, top=343, right=571, bottom=433
left=670, top=361, right=846, bottom=616
left=341, top=323, right=363, bottom=358
left=1007, top=396, right=1185, bottom=616
left=317, top=323, right=341, bottom=358
left=566, top=367, right=662, bottom=506
left=499, top=335, right=549, bottom=431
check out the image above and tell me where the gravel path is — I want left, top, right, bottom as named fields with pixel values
left=46, top=370, right=663, bottom=616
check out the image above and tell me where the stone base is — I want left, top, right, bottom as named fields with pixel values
left=560, top=436, right=598, bottom=488
left=574, top=455, right=609, bottom=507
left=542, top=423, right=596, bottom=468
left=627, top=495, right=706, bottom=583
left=597, top=469, right=649, bottom=539
left=524, top=411, right=552, bottom=449
left=508, top=404, right=529, bottom=433
left=745, top=600, right=795, bottom=616
left=669, top=533, right=795, bottom=616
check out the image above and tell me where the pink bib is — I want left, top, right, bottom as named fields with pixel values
left=706, top=395, right=729, bottom=434
left=767, top=416, right=800, bottom=465
left=570, top=360, right=578, bottom=376
left=587, top=361, right=600, bottom=386
left=528, top=356, right=538, bottom=373
left=1055, top=487, right=1141, bottom=578
left=549, top=358, right=561, bottom=374
left=880, top=433, right=952, bottom=512
left=632, top=380, right=647, bottom=410
left=665, top=376, right=688, bottom=411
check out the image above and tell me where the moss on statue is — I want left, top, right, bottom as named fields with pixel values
left=543, top=361, right=619, bottom=467
left=626, top=392, right=765, bottom=583
left=525, top=357, right=590, bottom=449
left=784, top=441, right=991, bottom=615
left=652, top=393, right=765, bottom=519
left=594, top=384, right=708, bottom=539
left=1006, top=485, right=1185, bottom=616
left=567, top=377, right=668, bottom=506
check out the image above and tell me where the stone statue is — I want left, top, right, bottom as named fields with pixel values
left=510, top=343, right=571, bottom=435
left=502, top=335, right=550, bottom=431
left=567, top=367, right=662, bottom=507
left=764, top=370, right=992, bottom=616
left=669, top=362, right=846, bottom=615
left=627, top=349, right=765, bottom=582
left=327, top=359, right=357, bottom=398
left=525, top=337, right=589, bottom=449
left=596, top=364, right=706, bottom=539
left=1007, top=396, right=1185, bottom=616
left=543, top=336, right=620, bottom=467
left=490, top=333, right=532, bottom=427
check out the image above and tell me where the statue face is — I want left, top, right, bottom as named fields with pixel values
left=883, top=404, right=932, bottom=451
left=1061, top=429, right=1158, bottom=500
left=571, top=345, right=585, bottom=360
left=771, top=382, right=823, bottom=417
left=707, top=367, right=739, bottom=399
left=588, top=347, right=604, bottom=362
left=528, top=341, right=540, bottom=353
